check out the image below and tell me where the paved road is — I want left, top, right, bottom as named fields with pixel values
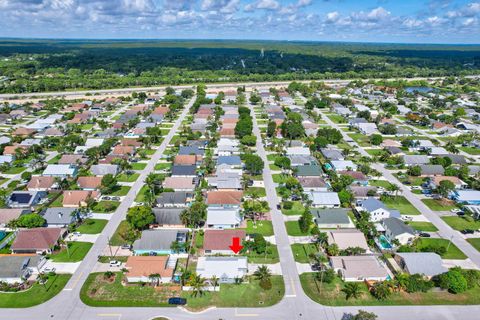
left=317, top=108, right=480, bottom=268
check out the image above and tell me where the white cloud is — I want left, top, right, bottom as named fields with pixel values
left=245, top=0, right=280, bottom=12
left=201, top=0, right=239, bottom=13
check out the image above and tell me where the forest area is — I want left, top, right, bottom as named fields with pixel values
left=0, top=39, right=479, bottom=93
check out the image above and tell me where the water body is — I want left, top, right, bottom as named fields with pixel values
left=405, top=86, right=438, bottom=93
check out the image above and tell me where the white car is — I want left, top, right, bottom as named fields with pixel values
left=451, top=208, right=463, bottom=214
left=411, top=186, right=422, bottom=190
left=43, top=267, right=56, bottom=273
left=109, top=260, right=122, bottom=267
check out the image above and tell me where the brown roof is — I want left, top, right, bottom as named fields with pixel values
left=339, top=171, right=368, bottom=181
left=220, top=127, right=235, bottom=136
left=0, top=209, right=27, bottom=225
left=27, top=176, right=55, bottom=190
left=121, top=139, right=143, bottom=147
left=125, top=256, right=174, bottom=278
left=99, top=154, right=128, bottom=164
left=12, top=128, right=36, bottom=136
left=63, top=190, right=99, bottom=207
left=112, top=145, right=135, bottom=155
left=58, top=154, right=87, bottom=165
left=207, top=191, right=243, bottom=205
left=153, top=106, right=170, bottom=115
left=174, top=155, right=197, bottom=165
left=77, top=176, right=103, bottom=189
left=3, top=145, right=28, bottom=155
left=222, top=118, right=238, bottom=124
left=11, top=228, right=62, bottom=251
left=163, top=177, right=195, bottom=189
left=432, top=176, right=463, bottom=185
left=298, top=177, right=327, bottom=188
left=203, top=229, right=246, bottom=251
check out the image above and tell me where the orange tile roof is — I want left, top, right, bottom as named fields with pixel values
left=207, top=191, right=243, bottom=205
left=125, top=256, right=174, bottom=278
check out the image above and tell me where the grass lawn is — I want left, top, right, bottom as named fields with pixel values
left=348, top=133, right=370, bottom=146
left=366, top=149, right=384, bottom=156
left=155, top=162, right=172, bottom=171
left=49, top=195, right=64, bottom=207
left=267, top=154, right=279, bottom=162
left=327, top=114, right=346, bottom=124
left=466, top=238, right=480, bottom=252
left=291, top=243, right=318, bottom=263
left=76, top=219, right=108, bottom=234
left=106, top=186, right=131, bottom=196
left=81, top=272, right=284, bottom=310
left=459, top=147, right=480, bottom=155
left=195, top=231, right=204, bottom=248
left=49, top=241, right=93, bottom=262
left=441, top=216, right=480, bottom=231
left=407, top=221, right=438, bottom=232
left=116, top=173, right=139, bottom=182
left=281, top=201, right=305, bottom=216
left=422, top=199, right=457, bottom=211
left=285, top=221, right=310, bottom=236
left=369, top=180, right=391, bottom=188
left=416, top=238, right=467, bottom=259
left=246, top=244, right=279, bottom=264
left=81, top=123, right=94, bottom=130
left=245, top=220, right=274, bottom=236
left=245, top=187, right=266, bottom=198
left=131, top=162, right=147, bottom=170
left=0, top=274, right=71, bottom=308
left=300, top=273, right=480, bottom=306
left=92, top=201, right=119, bottom=213
left=4, top=166, right=26, bottom=174
left=47, top=154, right=61, bottom=164
left=381, top=196, right=421, bottom=215
left=135, top=185, right=149, bottom=202
left=272, top=174, right=289, bottom=184
left=110, top=221, right=131, bottom=246
left=269, top=164, right=281, bottom=171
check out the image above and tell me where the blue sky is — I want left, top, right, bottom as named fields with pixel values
left=0, top=0, right=479, bottom=43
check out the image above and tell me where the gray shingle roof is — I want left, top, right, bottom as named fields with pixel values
left=42, top=207, right=77, bottom=225
left=383, top=217, right=415, bottom=237
left=311, top=208, right=350, bottom=225
left=396, top=252, right=447, bottom=277
left=152, top=208, right=183, bottom=225
left=133, top=229, right=187, bottom=251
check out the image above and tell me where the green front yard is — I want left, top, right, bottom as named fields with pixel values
left=105, top=186, right=131, bottom=196
left=422, top=199, right=457, bottom=211
left=155, top=162, right=172, bottom=171
left=131, top=162, right=147, bottom=170
left=407, top=221, right=438, bottom=232
left=369, top=180, right=391, bottom=188
left=272, top=174, right=289, bottom=184
left=246, top=243, right=279, bottom=264
left=0, top=274, right=71, bottom=308
left=245, top=187, right=266, bottom=198
left=110, top=220, right=131, bottom=246
left=81, top=272, right=284, bottom=310
left=245, top=220, right=274, bottom=236
left=48, top=241, right=93, bottom=262
left=459, top=147, right=480, bottom=155
left=116, top=173, right=140, bottom=182
left=381, top=196, right=421, bottom=215
left=300, top=273, right=480, bottom=306
left=92, top=201, right=119, bottom=213
left=281, top=201, right=305, bottom=216
left=291, top=243, right=319, bottom=263
left=442, top=216, right=480, bottom=231
left=285, top=221, right=310, bottom=236
left=416, top=238, right=467, bottom=259
left=327, top=114, right=346, bottom=124
left=4, top=166, right=26, bottom=174
left=76, top=219, right=108, bottom=234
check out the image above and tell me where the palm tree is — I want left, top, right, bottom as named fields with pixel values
left=394, top=273, right=409, bottom=292
left=37, top=273, right=49, bottom=290
left=445, top=141, right=459, bottom=154
left=386, top=183, right=400, bottom=199
left=188, top=273, right=207, bottom=297
left=341, top=282, right=362, bottom=300
left=148, top=273, right=161, bottom=287
left=59, top=239, right=70, bottom=258
left=253, top=265, right=272, bottom=283
left=210, top=275, right=219, bottom=291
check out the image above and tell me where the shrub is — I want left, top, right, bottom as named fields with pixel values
left=282, top=201, right=293, bottom=210
left=437, top=269, right=468, bottom=294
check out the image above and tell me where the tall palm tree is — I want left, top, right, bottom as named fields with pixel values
left=386, top=183, right=400, bottom=199
left=148, top=273, right=161, bottom=287
left=253, top=265, right=272, bottom=283
left=59, top=239, right=70, bottom=258
left=341, top=282, right=362, bottom=300
left=37, top=273, right=49, bottom=290
left=188, top=273, right=207, bottom=297
left=210, top=275, right=219, bottom=291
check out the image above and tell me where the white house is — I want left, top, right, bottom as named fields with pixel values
left=356, top=197, right=401, bottom=222
left=306, top=191, right=341, bottom=208
left=382, top=217, right=416, bottom=245
left=196, top=256, right=248, bottom=284
left=206, top=207, right=242, bottom=229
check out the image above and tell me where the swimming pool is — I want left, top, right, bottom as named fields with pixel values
left=377, top=235, right=392, bottom=250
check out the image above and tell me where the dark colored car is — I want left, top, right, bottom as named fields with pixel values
left=276, top=204, right=281, bottom=210
left=461, top=229, right=475, bottom=234
left=168, top=297, right=187, bottom=305
left=456, top=211, right=466, bottom=216
left=419, top=232, right=431, bottom=238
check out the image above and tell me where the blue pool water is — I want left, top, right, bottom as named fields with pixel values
left=378, top=235, right=392, bottom=250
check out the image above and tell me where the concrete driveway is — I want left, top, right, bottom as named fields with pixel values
left=67, top=233, right=99, bottom=243
left=41, top=260, right=81, bottom=274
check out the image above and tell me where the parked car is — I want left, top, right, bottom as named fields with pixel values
left=276, top=204, right=281, bottom=210
left=456, top=211, right=466, bottom=216
left=411, top=186, right=422, bottom=190
left=419, top=232, right=431, bottom=238
left=109, top=260, right=122, bottom=267
left=121, top=244, right=132, bottom=250
left=102, top=196, right=111, bottom=200
left=168, top=297, right=187, bottom=305
left=451, top=208, right=463, bottom=214
left=73, top=232, right=81, bottom=236
left=111, top=196, right=120, bottom=201
left=461, top=229, right=475, bottom=234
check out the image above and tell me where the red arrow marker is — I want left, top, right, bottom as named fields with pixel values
left=229, top=237, right=243, bottom=254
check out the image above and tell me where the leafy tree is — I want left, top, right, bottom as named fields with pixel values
left=437, top=180, right=455, bottom=198
left=298, top=209, right=313, bottom=233
left=240, top=135, right=257, bottom=146
left=242, top=154, right=264, bottom=175
left=274, top=156, right=291, bottom=170
left=180, top=201, right=207, bottom=228
left=379, top=124, right=397, bottom=135
left=407, top=165, right=422, bottom=177
left=357, top=110, right=371, bottom=120
left=101, top=174, right=118, bottom=194
left=249, top=93, right=261, bottom=105
left=326, top=243, right=339, bottom=256
left=235, top=117, right=253, bottom=139
left=437, top=268, right=468, bottom=294
left=338, top=190, right=353, bottom=207
left=370, top=134, right=383, bottom=146
left=316, top=268, right=335, bottom=284
left=267, top=121, right=277, bottom=137
left=188, top=273, right=207, bottom=297
left=13, top=213, right=46, bottom=228
left=281, top=112, right=305, bottom=139
left=252, top=234, right=267, bottom=254
left=316, top=128, right=342, bottom=144
left=126, top=206, right=155, bottom=230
